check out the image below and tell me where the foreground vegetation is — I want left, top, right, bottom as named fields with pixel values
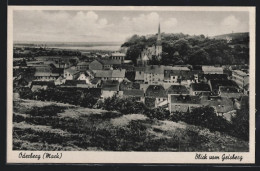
left=13, top=97, right=248, bottom=151
left=18, top=88, right=249, bottom=141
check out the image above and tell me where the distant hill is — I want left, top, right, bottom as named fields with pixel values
left=212, top=32, right=249, bottom=40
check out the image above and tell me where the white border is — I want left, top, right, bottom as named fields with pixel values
left=7, top=6, right=256, bottom=164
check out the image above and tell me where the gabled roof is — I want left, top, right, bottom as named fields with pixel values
left=65, top=68, right=80, bottom=75
left=145, top=65, right=164, bottom=74
left=119, top=81, right=140, bottom=90
left=190, top=83, right=211, bottom=92
left=101, top=59, right=122, bottom=65
left=204, top=74, right=228, bottom=80
left=31, top=81, right=55, bottom=87
left=95, top=70, right=112, bottom=78
left=167, top=85, right=189, bottom=95
left=95, top=69, right=125, bottom=78
left=202, top=66, right=223, bottom=72
left=210, top=80, right=238, bottom=90
left=171, top=95, right=201, bottom=104
left=64, top=80, right=86, bottom=86
left=102, top=80, right=119, bottom=91
left=232, top=70, right=249, bottom=77
left=91, top=78, right=101, bottom=84
left=200, top=96, right=234, bottom=113
left=77, top=61, right=90, bottom=66
left=219, top=86, right=239, bottom=93
left=123, top=89, right=144, bottom=97
left=145, top=85, right=167, bottom=98
left=34, top=72, right=60, bottom=77
left=163, top=66, right=190, bottom=71
left=112, top=69, right=126, bottom=78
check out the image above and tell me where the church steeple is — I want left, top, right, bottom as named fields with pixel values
left=157, top=22, right=161, bottom=41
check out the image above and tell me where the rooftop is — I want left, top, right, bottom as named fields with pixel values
left=102, top=80, right=119, bottom=91
left=64, top=80, right=86, bottom=86
left=202, top=66, right=223, bottom=72
left=200, top=96, right=234, bottom=113
left=101, top=59, right=122, bottom=65
left=145, top=85, right=167, bottom=98
left=77, top=61, right=90, bottom=66
left=123, top=89, right=144, bottom=97
left=210, top=80, right=238, bottom=90
left=111, top=52, right=126, bottom=57
left=167, top=85, right=189, bottom=95
left=233, top=70, right=249, bottom=77
left=204, top=74, right=228, bottom=80
left=65, top=68, right=80, bottom=75
left=31, top=81, right=55, bottom=86
left=34, top=72, right=60, bottom=77
left=190, top=83, right=211, bottom=92
left=145, top=65, right=164, bottom=74
left=95, top=69, right=126, bottom=78
left=171, top=95, right=201, bottom=104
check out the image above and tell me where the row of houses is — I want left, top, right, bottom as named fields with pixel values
left=14, top=53, right=249, bottom=121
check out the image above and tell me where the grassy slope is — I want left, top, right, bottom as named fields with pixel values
left=13, top=99, right=248, bottom=152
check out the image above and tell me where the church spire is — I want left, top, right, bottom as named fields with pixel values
left=157, top=22, right=161, bottom=41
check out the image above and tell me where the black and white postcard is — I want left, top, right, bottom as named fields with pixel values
left=7, top=6, right=255, bottom=164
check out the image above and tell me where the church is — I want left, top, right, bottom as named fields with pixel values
left=137, top=23, right=162, bottom=66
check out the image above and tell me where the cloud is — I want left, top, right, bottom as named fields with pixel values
left=119, top=12, right=177, bottom=35
left=221, top=15, right=240, bottom=27
left=14, top=10, right=113, bottom=42
left=13, top=10, right=177, bottom=42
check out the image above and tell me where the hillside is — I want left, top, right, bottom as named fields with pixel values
left=212, top=32, right=249, bottom=41
left=122, top=32, right=249, bottom=66
left=13, top=98, right=248, bottom=151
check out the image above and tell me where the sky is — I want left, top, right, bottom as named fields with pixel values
left=13, top=10, right=249, bottom=43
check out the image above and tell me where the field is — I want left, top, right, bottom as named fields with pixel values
left=13, top=99, right=248, bottom=151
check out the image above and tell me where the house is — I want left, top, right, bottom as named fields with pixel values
left=101, top=80, right=122, bottom=99
left=163, top=66, right=194, bottom=85
left=90, top=78, right=102, bottom=88
left=76, top=61, right=90, bottom=71
left=34, top=72, right=60, bottom=81
left=135, top=67, right=145, bottom=83
left=231, top=70, right=249, bottom=89
left=218, top=86, right=243, bottom=99
left=200, top=96, right=235, bottom=117
left=169, top=95, right=201, bottom=113
left=110, top=52, right=125, bottom=62
left=145, top=85, right=167, bottom=108
left=60, top=80, right=88, bottom=88
left=64, top=68, right=80, bottom=80
left=202, top=66, right=223, bottom=74
left=144, top=65, right=164, bottom=84
left=77, top=72, right=91, bottom=84
left=166, top=85, right=190, bottom=105
left=54, top=76, right=66, bottom=85
left=208, top=79, right=238, bottom=94
left=119, top=80, right=140, bottom=90
left=203, top=74, right=228, bottom=82
left=190, top=66, right=204, bottom=83
left=30, top=81, right=55, bottom=92
left=94, top=69, right=126, bottom=82
left=123, top=89, right=145, bottom=102
left=190, top=83, right=211, bottom=96
left=101, top=59, right=122, bottom=70
left=89, top=60, right=103, bottom=70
